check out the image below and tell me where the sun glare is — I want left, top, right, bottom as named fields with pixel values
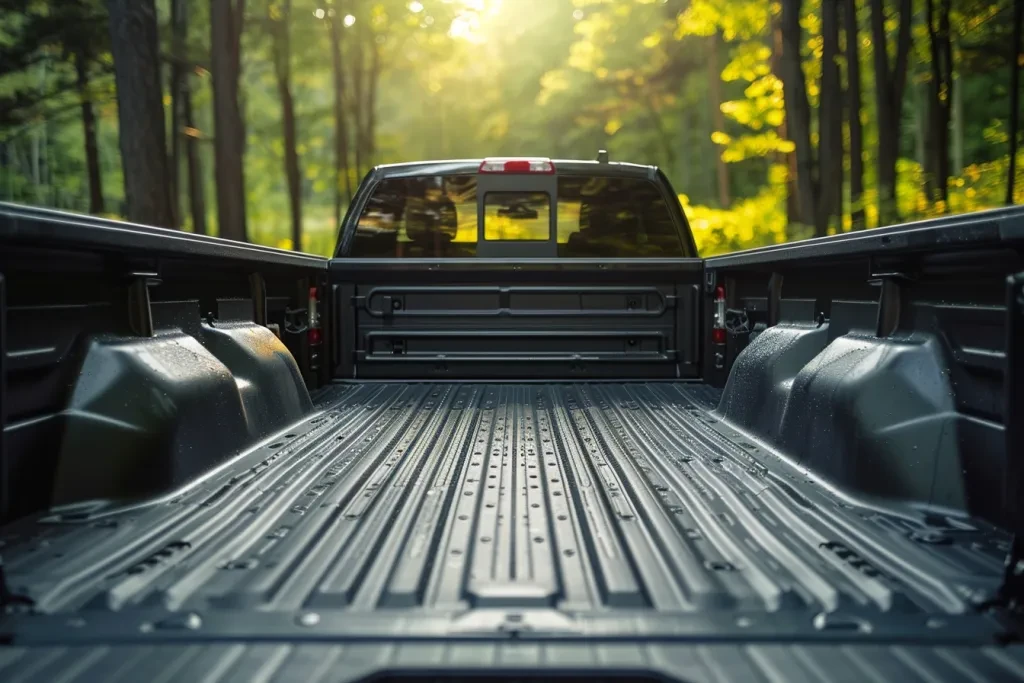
left=447, top=0, right=501, bottom=44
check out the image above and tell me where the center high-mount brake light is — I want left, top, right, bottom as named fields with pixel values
left=479, top=158, right=556, bottom=174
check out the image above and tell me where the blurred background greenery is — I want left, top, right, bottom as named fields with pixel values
left=0, top=0, right=1021, bottom=256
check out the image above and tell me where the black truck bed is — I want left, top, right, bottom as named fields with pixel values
left=5, top=203, right=1024, bottom=681
left=2, top=381, right=1017, bottom=682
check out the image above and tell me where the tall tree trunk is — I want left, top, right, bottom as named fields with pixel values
left=770, top=11, right=798, bottom=231
left=817, top=0, right=843, bottom=236
left=780, top=0, right=816, bottom=229
left=270, top=0, right=302, bottom=251
left=365, top=36, right=380, bottom=168
left=869, top=0, right=913, bottom=226
left=210, top=0, right=247, bottom=241
left=329, top=7, right=352, bottom=226
left=182, top=82, right=207, bottom=234
left=169, top=0, right=187, bottom=228
left=915, top=81, right=930, bottom=194
left=843, top=0, right=866, bottom=229
left=350, top=16, right=365, bottom=181
left=708, top=32, right=730, bottom=208
left=107, top=0, right=174, bottom=227
left=938, top=0, right=953, bottom=203
left=75, top=51, right=104, bottom=215
left=1009, top=0, right=1023, bottom=205
left=924, top=0, right=953, bottom=206
left=952, top=69, right=964, bottom=175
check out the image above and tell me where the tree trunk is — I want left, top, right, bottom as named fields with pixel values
left=924, top=0, right=953, bottom=206
left=817, top=0, right=843, bottom=236
left=708, top=32, right=730, bottom=208
left=952, top=69, right=964, bottom=176
left=182, top=81, right=207, bottom=235
left=843, top=0, right=866, bottom=229
left=350, top=16, right=365, bottom=181
left=365, top=36, right=380, bottom=168
left=169, top=0, right=187, bottom=228
left=107, top=0, right=174, bottom=227
left=780, top=0, right=816, bottom=228
left=938, top=0, right=953, bottom=203
left=1009, top=0, right=1023, bottom=205
left=869, top=0, right=913, bottom=226
left=75, top=51, right=104, bottom=215
left=270, top=0, right=302, bottom=251
left=210, top=0, right=247, bottom=241
left=329, top=7, right=352, bottom=226
left=770, top=11, right=798, bottom=231
left=915, top=81, right=931, bottom=197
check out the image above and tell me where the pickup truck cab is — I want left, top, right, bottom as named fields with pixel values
left=1, top=158, right=1023, bottom=682
left=339, top=157, right=696, bottom=259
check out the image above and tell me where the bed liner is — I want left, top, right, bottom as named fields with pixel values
left=0, top=382, right=1018, bottom=681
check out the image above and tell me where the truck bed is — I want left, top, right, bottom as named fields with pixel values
left=5, top=203, right=1024, bottom=681
left=2, top=381, right=1015, bottom=679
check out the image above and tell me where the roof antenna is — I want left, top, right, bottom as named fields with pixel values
left=597, top=149, right=609, bottom=164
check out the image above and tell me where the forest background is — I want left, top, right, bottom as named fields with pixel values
left=1, top=0, right=1021, bottom=257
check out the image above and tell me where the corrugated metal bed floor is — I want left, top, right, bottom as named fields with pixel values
left=2, top=382, right=1021, bottom=683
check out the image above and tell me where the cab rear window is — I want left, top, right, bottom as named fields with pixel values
left=555, top=177, right=685, bottom=258
left=348, top=174, right=687, bottom=258
left=484, top=192, right=551, bottom=241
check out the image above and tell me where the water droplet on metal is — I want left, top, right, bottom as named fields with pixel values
left=297, top=612, right=320, bottom=627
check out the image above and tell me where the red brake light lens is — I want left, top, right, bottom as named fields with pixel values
left=714, top=285, right=726, bottom=302
left=479, top=158, right=556, bottom=174
left=711, top=327, right=727, bottom=344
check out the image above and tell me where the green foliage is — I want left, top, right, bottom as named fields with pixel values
left=0, top=0, right=1021, bottom=256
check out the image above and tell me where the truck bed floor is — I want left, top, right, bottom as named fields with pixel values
left=1, top=383, right=1018, bottom=680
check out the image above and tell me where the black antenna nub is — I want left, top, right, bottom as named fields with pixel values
left=597, top=149, right=609, bottom=163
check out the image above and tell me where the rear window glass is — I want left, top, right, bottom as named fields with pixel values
left=348, top=172, right=686, bottom=258
left=484, top=192, right=551, bottom=241
left=556, top=176, right=685, bottom=258
left=350, top=175, right=477, bottom=258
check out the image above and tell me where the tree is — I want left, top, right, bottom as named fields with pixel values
left=780, top=0, right=815, bottom=229
left=779, top=0, right=841, bottom=236
left=350, top=10, right=365, bottom=179
left=268, top=0, right=302, bottom=250
left=178, top=0, right=207, bottom=234
left=0, top=1, right=111, bottom=214
left=817, top=0, right=843, bottom=234
left=74, top=48, right=104, bottom=215
left=169, top=0, right=186, bottom=228
left=107, top=0, right=175, bottom=227
left=924, top=0, right=954, bottom=206
left=771, top=10, right=799, bottom=228
left=211, top=0, right=248, bottom=241
left=181, top=78, right=208, bottom=234
left=708, top=33, right=730, bottom=207
left=328, top=2, right=353, bottom=224
left=364, top=29, right=380, bottom=168
left=844, top=0, right=866, bottom=229
left=869, top=0, right=913, bottom=225
left=1009, top=0, right=1023, bottom=204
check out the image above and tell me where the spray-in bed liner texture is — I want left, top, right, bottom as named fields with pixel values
left=0, top=383, right=1018, bottom=681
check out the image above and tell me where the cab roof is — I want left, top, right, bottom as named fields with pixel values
left=369, top=158, right=659, bottom=180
